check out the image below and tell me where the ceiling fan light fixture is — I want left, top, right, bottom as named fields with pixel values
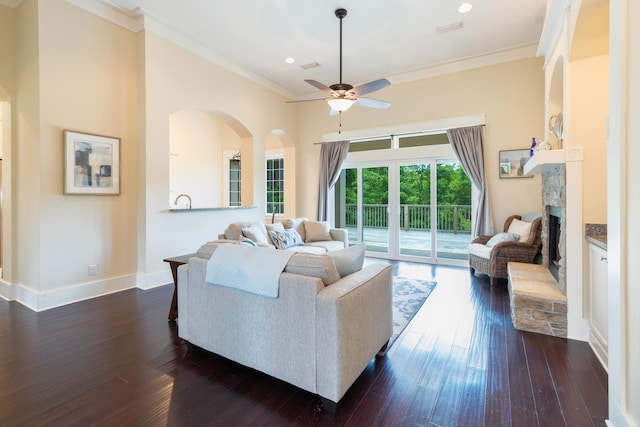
left=327, top=98, right=355, bottom=112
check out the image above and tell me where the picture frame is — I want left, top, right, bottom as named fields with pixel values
left=64, top=130, right=120, bottom=195
left=498, top=149, right=533, bottom=179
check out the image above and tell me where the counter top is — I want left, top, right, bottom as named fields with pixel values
left=166, top=206, right=256, bottom=213
left=585, top=223, right=607, bottom=250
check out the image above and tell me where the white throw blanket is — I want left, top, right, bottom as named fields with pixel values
left=205, top=244, right=295, bottom=298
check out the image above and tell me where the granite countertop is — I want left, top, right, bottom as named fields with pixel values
left=585, top=223, right=607, bottom=250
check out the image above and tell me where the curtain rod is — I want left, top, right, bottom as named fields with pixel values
left=314, top=124, right=485, bottom=145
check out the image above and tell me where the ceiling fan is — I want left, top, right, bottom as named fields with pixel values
left=289, top=8, right=391, bottom=114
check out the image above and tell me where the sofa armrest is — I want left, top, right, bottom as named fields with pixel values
left=471, top=235, right=491, bottom=245
left=329, top=228, right=349, bottom=247
left=315, top=263, right=393, bottom=403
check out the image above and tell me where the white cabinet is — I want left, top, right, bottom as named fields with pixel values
left=588, top=242, right=608, bottom=369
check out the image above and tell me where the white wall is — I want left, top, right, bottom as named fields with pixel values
left=608, top=0, right=640, bottom=424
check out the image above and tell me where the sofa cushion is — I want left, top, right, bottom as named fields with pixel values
left=269, top=229, right=304, bottom=250
left=284, top=217, right=307, bottom=241
left=242, top=224, right=269, bottom=245
left=328, top=243, right=365, bottom=277
left=224, top=221, right=254, bottom=240
left=507, top=219, right=533, bottom=242
left=468, top=243, right=493, bottom=259
left=304, top=220, right=332, bottom=242
left=196, top=240, right=237, bottom=259
left=284, top=253, right=340, bottom=285
left=282, top=245, right=326, bottom=255
left=486, top=232, right=520, bottom=248
left=305, top=240, right=344, bottom=252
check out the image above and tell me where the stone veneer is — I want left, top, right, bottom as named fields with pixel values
left=508, top=262, right=567, bottom=337
left=507, top=163, right=568, bottom=337
left=541, top=164, right=566, bottom=294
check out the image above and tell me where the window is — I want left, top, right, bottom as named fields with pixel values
left=229, top=157, right=241, bottom=207
left=266, top=156, right=284, bottom=215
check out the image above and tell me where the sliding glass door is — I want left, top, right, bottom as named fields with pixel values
left=335, top=159, right=472, bottom=264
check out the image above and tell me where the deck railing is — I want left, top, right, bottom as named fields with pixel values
left=345, top=204, right=472, bottom=234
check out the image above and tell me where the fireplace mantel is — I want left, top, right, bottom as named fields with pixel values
left=524, top=149, right=565, bottom=175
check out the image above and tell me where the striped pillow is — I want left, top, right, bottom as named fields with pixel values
left=268, top=229, right=304, bottom=250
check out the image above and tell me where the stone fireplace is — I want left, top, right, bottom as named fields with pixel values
left=507, top=162, right=568, bottom=338
left=541, top=164, right=566, bottom=294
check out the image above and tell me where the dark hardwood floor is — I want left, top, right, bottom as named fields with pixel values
left=0, top=261, right=607, bottom=426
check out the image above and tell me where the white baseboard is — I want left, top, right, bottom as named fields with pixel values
left=137, top=269, right=173, bottom=290
left=0, top=279, right=14, bottom=301
left=11, top=274, right=138, bottom=312
left=0, top=270, right=174, bottom=312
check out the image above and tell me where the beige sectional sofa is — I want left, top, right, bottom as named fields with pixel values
left=218, top=217, right=348, bottom=254
left=177, top=241, right=393, bottom=411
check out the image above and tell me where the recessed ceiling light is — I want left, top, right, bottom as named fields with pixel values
left=458, top=2, right=473, bottom=13
left=285, top=57, right=295, bottom=64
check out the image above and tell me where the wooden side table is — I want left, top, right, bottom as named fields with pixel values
left=163, top=253, right=196, bottom=321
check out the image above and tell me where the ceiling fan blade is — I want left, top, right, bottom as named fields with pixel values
left=304, top=79, right=335, bottom=95
left=285, top=98, right=327, bottom=104
left=355, top=97, right=391, bottom=109
left=351, top=78, right=391, bottom=97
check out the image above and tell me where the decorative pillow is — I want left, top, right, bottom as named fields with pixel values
left=304, top=220, right=332, bottom=242
left=224, top=221, right=253, bottom=240
left=238, top=236, right=257, bottom=247
left=265, top=222, right=286, bottom=246
left=285, top=253, right=341, bottom=285
left=284, top=217, right=307, bottom=241
left=507, top=219, right=533, bottom=242
left=486, top=232, right=520, bottom=248
left=268, top=229, right=304, bottom=250
left=328, top=243, right=365, bottom=277
left=241, top=224, right=269, bottom=244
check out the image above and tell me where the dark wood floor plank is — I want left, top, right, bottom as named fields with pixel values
left=0, top=262, right=608, bottom=426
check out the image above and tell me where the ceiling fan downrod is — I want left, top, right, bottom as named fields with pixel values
left=336, top=8, right=347, bottom=86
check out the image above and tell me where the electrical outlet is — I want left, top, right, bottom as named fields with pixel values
left=88, top=265, right=97, bottom=276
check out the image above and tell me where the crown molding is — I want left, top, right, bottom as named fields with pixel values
left=66, top=0, right=298, bottom=99
left=388, top=43, right=539, bottom=87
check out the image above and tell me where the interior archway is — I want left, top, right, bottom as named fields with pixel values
left=265, top=130, right=296, bottom=219
left=168, top=110, right=253, bottom=209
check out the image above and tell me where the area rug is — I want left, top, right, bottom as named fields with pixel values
left=389, top=277, right=437, bottom=349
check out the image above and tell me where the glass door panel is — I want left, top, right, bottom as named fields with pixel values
left=334, top=168, right=359, bottom=246
left=435, top=162, right=472, bottom=260
left=362, top=166, right=389, bottom=254
left=399, top=164, right=432, bottom=258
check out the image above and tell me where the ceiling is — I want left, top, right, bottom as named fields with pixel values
left=20, top=0, right=549, bottom=98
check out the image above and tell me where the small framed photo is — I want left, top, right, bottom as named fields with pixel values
left=499, top=149, right=532, bottom=179
left=64, top=130, right=120, bottom=195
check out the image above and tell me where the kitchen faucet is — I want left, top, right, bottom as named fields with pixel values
left=174, top=194, right=192, bottom=209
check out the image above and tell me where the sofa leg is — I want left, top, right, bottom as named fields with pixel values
left=377, top=340, right=390, bottom=357
left=490, top=277, right=499, bottom=286
left=319, top=396, right=338, bottom=414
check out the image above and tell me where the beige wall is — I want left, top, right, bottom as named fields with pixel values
left=569, top=54, right=608, bottom=224
left=138, top=31, right=299, bottom=280
left=297, top=57, right=545, bottom=231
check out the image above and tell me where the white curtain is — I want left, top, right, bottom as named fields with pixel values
left=447, top=126, right=494, bottom=237
left=317, top=140, right=350, bottom=221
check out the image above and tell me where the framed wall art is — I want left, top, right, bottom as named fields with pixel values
left=498, top=149, right=532, bottom=179
left=64, top=130, right=120, bottom=195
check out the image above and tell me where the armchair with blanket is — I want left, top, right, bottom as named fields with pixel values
left=468, top=214, right=542, bottom=286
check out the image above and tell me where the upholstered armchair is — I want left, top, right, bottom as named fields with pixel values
left=468, top=214, right=542, bottom=286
